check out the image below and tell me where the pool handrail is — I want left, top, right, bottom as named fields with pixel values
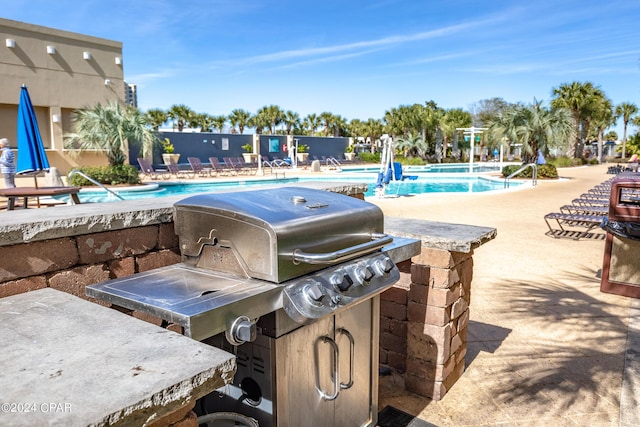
left=67, top=170, right=125, bottom=200
left=504, top=163, right=537, bottom=188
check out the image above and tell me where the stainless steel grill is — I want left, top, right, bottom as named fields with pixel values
left=87, top=186, right=420, bottom=427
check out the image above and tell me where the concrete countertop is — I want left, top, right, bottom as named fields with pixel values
left=0, top=288, right=236, bottom=427
left=385, top=216, right=497, bottom=253
left=0, top=182, right=496, bottom=253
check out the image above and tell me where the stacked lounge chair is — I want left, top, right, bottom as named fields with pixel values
left=544, top=170, right=640, bottom=240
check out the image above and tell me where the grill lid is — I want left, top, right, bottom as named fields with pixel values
left=173, top=187, right=387, bottom=283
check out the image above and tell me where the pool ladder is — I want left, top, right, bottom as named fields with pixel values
left=504, top=163, right=537, bottom=188
left=67, top=170, right=125, bottom=200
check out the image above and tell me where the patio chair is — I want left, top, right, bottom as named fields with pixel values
left=137, top=158, right=170, bottom=180
left=166, top=158, right=192, bottom=179
left=187, top=157, right=213, bottom=177
left=223, top=157, right=245, bottom=174
left=209, top=157, right=236, bottom=175
left=559, top=204, right=609, bottom=215
left=544, top=211, right=606, bottom=240
left=235, top=157, right=258, bottom=175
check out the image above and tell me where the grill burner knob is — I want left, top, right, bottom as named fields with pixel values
left=333, top=273, right=354, bottom=292
left=305, top=282, right=326, bottom=303
left=373, top=257, right=395, bottom=276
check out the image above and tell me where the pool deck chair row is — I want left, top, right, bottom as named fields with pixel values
left=544, top=212, right=606, bottom=240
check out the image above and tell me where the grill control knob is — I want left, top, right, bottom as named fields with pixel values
left=334, top=273, right=354, bottom=292
left=305, top=282, right=325, bottom=303
left=373, top=257, right=395, bottom=276
left=355, top=265, right=376, bottom=286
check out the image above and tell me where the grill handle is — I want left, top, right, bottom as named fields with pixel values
left=293, top=233, right=393, bottom=265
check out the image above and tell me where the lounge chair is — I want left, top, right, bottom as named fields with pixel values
left=137, top=158, right=170, bottom=180
left=166, top=158, right=192, bottom=179
left=544, top=212, right=606, bottom=240
left=234, top=157, right=257, bottom=175
left=209, top=157, right=236, bottom=175
left=187, top=157, right=213, bottom=177
left=560, top=204, right=609, bottom=215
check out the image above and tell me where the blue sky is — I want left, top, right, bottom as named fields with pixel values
left=4, top=0, right=640, bottom=134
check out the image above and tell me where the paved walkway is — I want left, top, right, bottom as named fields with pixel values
left=373, top=164, right=639, bottom=426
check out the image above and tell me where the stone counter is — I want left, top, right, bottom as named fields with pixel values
left=0, top=288, right=235, bottom=427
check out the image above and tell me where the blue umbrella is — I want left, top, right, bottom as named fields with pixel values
left=16, top=85, right=50, bottom=187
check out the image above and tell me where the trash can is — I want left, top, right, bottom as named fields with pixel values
left=601, top=175, right=640, bottom=298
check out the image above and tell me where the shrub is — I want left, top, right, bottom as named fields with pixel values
left=69, top=165, right=141, bottom=186
left=395, top=156, right=424, bottom=165
left=501, top=163, right=558, bottom=179
left=359, top=152, right=380, bottom=163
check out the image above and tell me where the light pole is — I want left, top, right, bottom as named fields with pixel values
left=456, top=126, right=487, bottom=173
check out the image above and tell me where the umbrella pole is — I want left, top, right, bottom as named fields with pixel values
left=33, top=175, right=41, bottom=208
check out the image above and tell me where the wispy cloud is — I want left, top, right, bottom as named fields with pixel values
left=210, top=10, right=514, bottom=69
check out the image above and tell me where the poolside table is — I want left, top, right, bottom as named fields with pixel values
left=0, top=186, right=81, bottom=210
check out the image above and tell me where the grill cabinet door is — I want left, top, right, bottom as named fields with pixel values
left=274, top=299, right=376, bottom=427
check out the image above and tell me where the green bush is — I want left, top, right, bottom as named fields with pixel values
left=359, top=152, right=380, bottom=163
left=549, top=156, right=582, bottom=168
left=395, top=156, right=425, bottom=166
left=501, top=163, right=558, bottom=179
left=69, top=165, right=141, bottom=186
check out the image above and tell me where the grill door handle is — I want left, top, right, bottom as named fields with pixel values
left=293, top=233, right=393, bottom=265
left=315, top=336, right=340, bottom=401
left=337, top=328, right=354, bottom=390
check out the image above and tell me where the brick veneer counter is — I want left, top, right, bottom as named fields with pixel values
left=0, top=288, right=236, bottom=426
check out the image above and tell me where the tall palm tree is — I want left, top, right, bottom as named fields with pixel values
left=228, top=109, right=251, bottom=134
left=254, top=105, right=283, bottom=134
left=65, top=102, right=159, bottom=166
left=167, top=104, right=194, bottom=132
left=551, top=81, right=604, bottom=158
left=282, top=111, right=301, bottom=135
left=211, top=115, right=227, bottom=133
left=144, top=108, right=168, bottom=130
left=303, top=113, right=322, bottom=136
left=615, top=102, right=639, bottom=159
left=190, top=113, right=215, bottom=132
left=487, top=100, right=574, bottom=163
left=363, top=118, right=384, bottom=153
left=248, top=112, right=271, bottom=134
left=320, top=112, right=336, bottom=136
left=395, top=132, right=428, bottom=159
left=591, top=97, right=614, bottom=162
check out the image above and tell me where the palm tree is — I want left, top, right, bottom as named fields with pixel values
left=254, top=105, right=283, bottom=134
left=248, top=112, right=271, bottom=134
left=362, top=118, right=385, bottom=154
left=167, top=104, right=194, bottom=132
left=591, top=97, right=614, bottom=162
left=303, top=113, right=322, bottom=136
left=551, top=81, right=604, bottom=158
left=282, top=111, right=301, bottom=135
left=65, top=102, right=159, bottom=166
left=320, top=112, right=336, bottom=136
left=395, top=132, right=428, bottom=159
left=228, top=109, right=251, bottom=134
left=615, top=102, right=638, bottom=159
left=144, top=108, right=168, bottom=130
left=487, top=100, right=574, bottom=163
left=190, top=113, right=215, bottom=132
left=211, top=115, right=227, bottom=133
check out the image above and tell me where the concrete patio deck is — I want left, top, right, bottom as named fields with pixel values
left=372, top=163, right=638, bottom=426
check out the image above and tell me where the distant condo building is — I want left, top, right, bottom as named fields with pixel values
left=124, top=82, right=137, bottom=108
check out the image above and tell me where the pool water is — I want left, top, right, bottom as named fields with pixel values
left=68, top=173, right=522, bottom=204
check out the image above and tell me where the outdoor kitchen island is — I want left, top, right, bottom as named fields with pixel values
left=0, top=288, right=236, bottom=427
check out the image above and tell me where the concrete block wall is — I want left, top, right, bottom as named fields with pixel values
left=380, top=247, right=474, bottom=401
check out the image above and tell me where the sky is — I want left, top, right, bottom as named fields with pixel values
left=3, top=0, right=640, bottom=135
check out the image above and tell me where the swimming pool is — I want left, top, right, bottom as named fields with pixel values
left=67, top=173, right=523, bottom=204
